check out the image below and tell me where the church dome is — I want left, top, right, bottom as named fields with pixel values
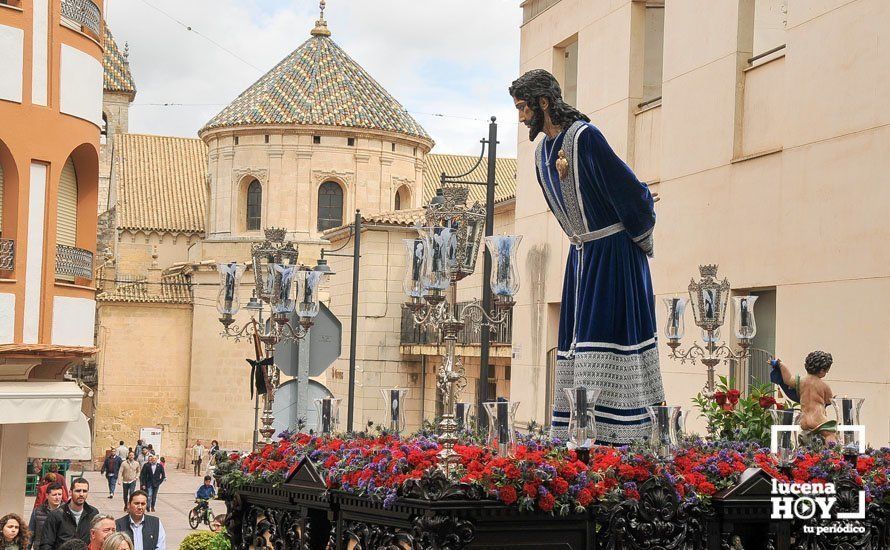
left=199, top=7, right=431, bottom=145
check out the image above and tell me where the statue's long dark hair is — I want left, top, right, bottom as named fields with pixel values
left=509, top=69, right=590, bottom=141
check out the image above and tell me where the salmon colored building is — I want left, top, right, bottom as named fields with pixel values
left=0, top=0, right=103, bottom=511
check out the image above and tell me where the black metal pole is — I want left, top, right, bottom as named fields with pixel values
left=476, top=117, right=498, bottom=431
left=347, top=210, right=361, bottom=432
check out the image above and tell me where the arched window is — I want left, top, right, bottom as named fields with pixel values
left=317, top=181, right=344, bottom=231
left=57, top=158, right=78, bottom=248
left=100, top=113, right=108, bottom=144
left=246, top=179, right=262, bottom=231
left=394, top=185, right=410, bottom=211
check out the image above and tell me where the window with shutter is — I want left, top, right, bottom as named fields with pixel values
left=317, top=181, right=344, bottom=232
left=56, top=158, right=78, bottom=281
left=246, top=179, right=262, bottom=231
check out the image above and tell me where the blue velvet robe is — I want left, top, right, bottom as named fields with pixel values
left=535, top=121, right=665, bottom=445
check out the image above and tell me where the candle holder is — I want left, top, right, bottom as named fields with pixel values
left=830, top=397, right=865, bottom=452
left=381, top=388, right=409, bottom=434
left=483, top=401, right=520, bottom=457
left=564, top=387, right=601, bottom=450
left=403, top=185, right=521, bottom=474
left=314, top=397, right=342, bottom=435
left=664, top=265, right=755, bottom=395
left=455, top=402, right=473, bottom=432
left=646, top=405, right=685, bottom=458
left=770, top=408, right=800, bottom=469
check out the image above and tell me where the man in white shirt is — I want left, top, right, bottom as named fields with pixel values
left=191, top=440, right=205, bottom=476
left=116, top=440, right=129, bottom=461
left=115, top=490, right=166, bottom=550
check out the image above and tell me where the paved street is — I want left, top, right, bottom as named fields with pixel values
left=24, top=468, right=223, bottom=549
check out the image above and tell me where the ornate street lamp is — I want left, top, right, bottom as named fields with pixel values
left=403, top=185, right=522, bottom=472
left=663, top=265, right=758, bottom=395
left=216, top=228, right=330, bottom=445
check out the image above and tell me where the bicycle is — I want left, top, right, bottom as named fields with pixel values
left=188, top=498, right=222, bottom=532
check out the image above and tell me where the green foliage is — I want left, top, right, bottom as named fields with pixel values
left=179, top=531, right=231, bottom=550
left=692, top=375, right=779, bottom=447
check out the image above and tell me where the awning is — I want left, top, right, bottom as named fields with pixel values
left=28, top=413, right=92, bottom=460
left=0, top=381, right=83, bottom=424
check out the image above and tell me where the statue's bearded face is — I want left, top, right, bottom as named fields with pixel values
left=513, top=96, right=545, bottom=141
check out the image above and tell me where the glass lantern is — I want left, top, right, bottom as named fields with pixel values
left=295, top=268, right=328, bottom=320
left=830, top=397, right=865, bottom=451
left=769, top=408, right=800, bottom=468
left=484, top=235, right=523, bottom=298
left=646, top=405, right=684, bottom=458
left=564, top=387, right=601, bottom=450
left=483, top=401, right=520, bottom=457
left=733, top=295, right=758, bottom=340
left=418, top=226, right=455, bottom=294
left=314, top=396, right=342, bottom=435
left=216, top=262, right=246, bottom=316
left=381, top=388, right=409, bottom=434
left=402, top=238, right=425, bottom=299
left=461, top=215, right=485, bottom=276
left=662, top=296, right=688, bottom=341
left=455, top=402, right=473, bottom=432
left=269, top=263, right=297, bottom=317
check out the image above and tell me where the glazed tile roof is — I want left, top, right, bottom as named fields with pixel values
left=116, top=134, right=207, bottom=233
left=201, top=33, right=430, bottom=142
left=103, top=26, right=136, bottom=96
left=423, top=154, right=517, bottom=204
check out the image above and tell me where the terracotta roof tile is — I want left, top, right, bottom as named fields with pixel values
left=201, top=34, right=429, bottom=142
left=116, top=134, right=207, bottom=233
left=103, top=27, right=136, bottom=96
left=423, top=154, right=517, bottom=203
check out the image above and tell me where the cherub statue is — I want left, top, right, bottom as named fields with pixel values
left=770, top=351, right=836, bottom=444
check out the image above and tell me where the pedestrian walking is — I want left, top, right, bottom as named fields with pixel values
left=136, top=449, right=148, bottom=468
left=138, top=456, right=165, bottom=513
left=1, top=513, right=30, bottom=550
left=133, top=441, right=143, bottom=460
left=115, top=490, right=165, bottom=550
left=85, top=516, right=115, bottom=550
left=119, top=452, right=140, bottom=513
left=115, top=441, right=129, bottom=462
left=100, top=533, right=133, bottom=550
left=38, top=478, right=99, bottom=549
left=190, top=440, right=205, bottom=476
left=32, top=474, right=69, bottom=510
left=28, top=482, right=63, bottom=549
left=100, top=450, right=122, bottom=500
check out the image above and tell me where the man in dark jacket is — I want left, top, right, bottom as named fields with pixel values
left=28, top=482, right=63, bottom=549
left=139, top=455, right=165, bottom=512
left=39, top=478, right=99, bottom=549
left=115, top=490, right=166, bottom=550
left=100, top=449, right=122, bottom=499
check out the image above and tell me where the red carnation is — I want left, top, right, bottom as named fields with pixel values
left=538, top=492, right=555, bottom=512
left=759, top=395, right=776, bottom=408
left=550, top=477, right=569, bottom=496
left=721, top=403, right=734, bottom=411
left=714, top=391, right=727, bottom=405
left=576, top=488, right=593, bottom=507
left=727, top=389, right=741, bottom=404
left=523, top=482, right=538, bottom=498
left=498, top=485, right=518, bottom=505
left=775, top=402, right=785, bottom=410
left=697, top=481, right=716, bottom=495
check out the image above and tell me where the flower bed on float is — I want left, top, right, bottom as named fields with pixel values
left=218, top=431, right=890, bottom=515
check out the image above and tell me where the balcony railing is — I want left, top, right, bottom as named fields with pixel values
left=0, top=239, right=13, bottom=271
left=55, top=244, right=94, bottom=280
left=60, top=0, right=101, bottom=38
left=400, top=301, right=513, bottom=346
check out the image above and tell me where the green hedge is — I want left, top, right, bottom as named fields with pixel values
left=178, top=531, right=231, bottom=550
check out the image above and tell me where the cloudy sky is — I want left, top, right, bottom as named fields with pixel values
left=105, top=0, right=523, bottom=156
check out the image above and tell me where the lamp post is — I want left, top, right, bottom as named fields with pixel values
left=662, top=264, right=758, bottom=395
left=403, top=186, right=522, bottom=472
left=216, top=227, right=330, bottom=446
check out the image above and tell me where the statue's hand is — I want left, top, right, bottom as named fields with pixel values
left=652, top=192, right=660, bottom=203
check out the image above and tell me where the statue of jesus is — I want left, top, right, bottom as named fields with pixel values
left=509, top=69, right=665, bottom=445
